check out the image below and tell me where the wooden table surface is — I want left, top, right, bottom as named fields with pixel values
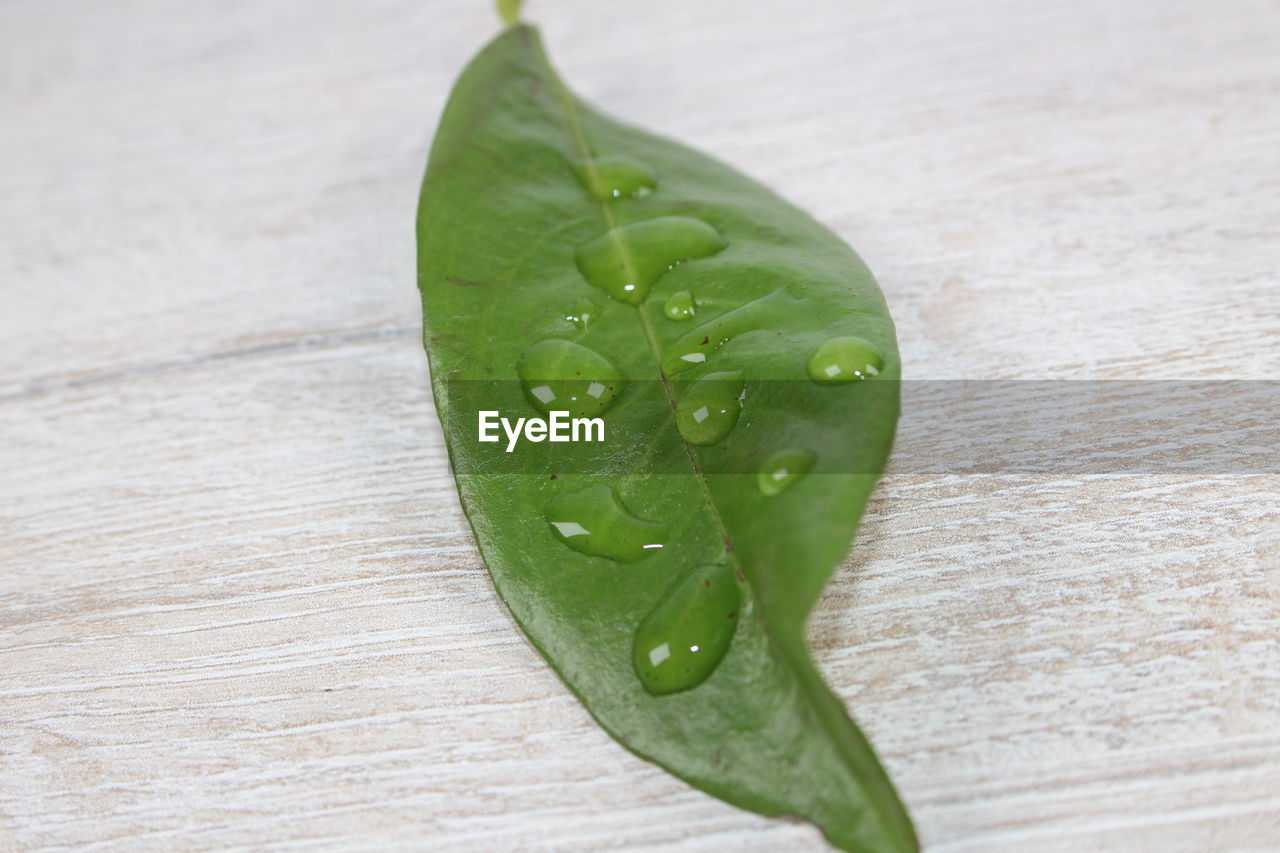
left=2, top=0, right=1278, bottom=849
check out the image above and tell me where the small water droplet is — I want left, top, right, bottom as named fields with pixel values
left=676, top=371, right=745, bottom=446
left=517, top=339, right=624, bottom=417
left=575, top=216, right=726, bottom=305
left=756, top=449, right=816, bottom=496
left=564, top=298, right=597, bottom=330
left=663, top=290, right=697, bottom=321
left=545, top=484, right=667, bottom=562
left=576, top=155, right=658, bottom=201
left=806, top=336, right=885, bottom=384
left=633, top=563, right=741, bottom=695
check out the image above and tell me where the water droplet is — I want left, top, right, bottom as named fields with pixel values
left=575, top=216, right=726, bottom=305
left=545, top=484, right=667, bottom=562
left=577, top=155, right=657, bottom=201
left=663, top=289, right=697, bottom=321
left=675, top=371, right=745, bottom=446
left=806, top=336, right=884, bottom=384
left=662, top=288, right=799, bottom=375
left=564, top=298, right=597, bottom=330
left=756, top=449, right=816, bottom=496
left=633, top=563, right=741, bottom=695
left=517, top=339, right=624, bottom=418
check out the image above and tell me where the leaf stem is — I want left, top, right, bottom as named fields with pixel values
left=497, top=0, right=524, bottom=27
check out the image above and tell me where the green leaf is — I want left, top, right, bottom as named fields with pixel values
left=416, top=22, right=915, bottom=853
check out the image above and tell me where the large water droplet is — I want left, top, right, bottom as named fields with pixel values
left=577, top=155, right=657, bottom=201
left=564, top=298, right=597, bottom=330
left=675, top=371, right=745, bottom=446
left=517, top=339, right=624, bottom=418
left=756, top=449, right=816, bottom=496
left=575, top=216, right=726, bottom=305
left=633, top=563, right=741, bottom=695
left=545, top=484, right=667, bottom=562
left=663, top=289, right=696, bottom=321
left=662, top=288, right=798, bottom=375
left=807, top=336, right=884, bottom=384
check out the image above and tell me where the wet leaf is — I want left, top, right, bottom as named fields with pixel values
left=416, top=17, right=913, bottom=853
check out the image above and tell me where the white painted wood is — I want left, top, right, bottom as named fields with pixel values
left=2, top=0, right=1277, bottom=849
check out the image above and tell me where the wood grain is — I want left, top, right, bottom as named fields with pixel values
left=2, top=0, right=1277, bottom=849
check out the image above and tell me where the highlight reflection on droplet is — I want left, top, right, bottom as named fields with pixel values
left=574, top=216, right=726, bottom=305
left=564, top=298, right=597, bottom=330
left=663, top=289, right=697, bottom=321
left=806, top=336, right=884, bottom=384
left=675, top=371, right=745, bottom=446
left=576, top=155, right=657, bottom=201
left=633, top=563, right=741, bottom=695
left=756, top=448, right=816, bottom=496
left=516, top=339, right=624, bottom=418
left=545, top=484, right=666, bottom=562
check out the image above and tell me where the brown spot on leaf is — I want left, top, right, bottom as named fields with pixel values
left=444, top=275, right=490, bottom=288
